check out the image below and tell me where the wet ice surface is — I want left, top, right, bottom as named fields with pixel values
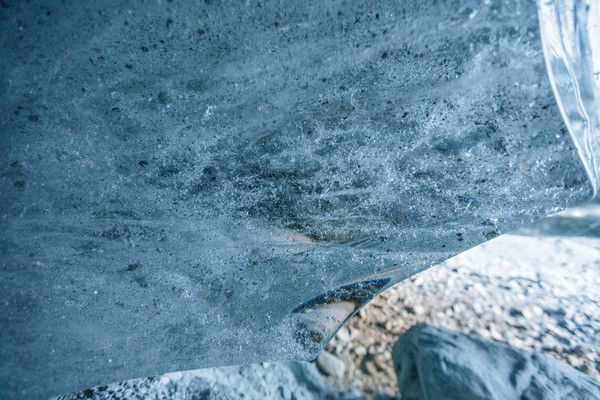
left=0, top=0, right=594, bottom=398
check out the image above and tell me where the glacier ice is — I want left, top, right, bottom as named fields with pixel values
left=538, top=0, right=600, bottom=193
left=0, top=0, right=597, bottom=397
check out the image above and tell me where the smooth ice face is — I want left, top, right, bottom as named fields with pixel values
left=538, top=0, right=600, bottom=194
left=0, top=0, right=595, bottom=398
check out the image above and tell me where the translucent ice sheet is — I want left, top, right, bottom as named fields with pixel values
left=538, top=0, right=600, bottom=194
left=0, top=0, right=596, bottom=397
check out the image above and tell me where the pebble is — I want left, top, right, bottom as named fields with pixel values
left=316, top=351, right=346, bottom=379
left=490, top=328, right=503, bottom=341
left=353, top=345, right=367, bottom=357
left=413, top=304, right=426, bottom=315
left=336, top=327, right=351, bottom=344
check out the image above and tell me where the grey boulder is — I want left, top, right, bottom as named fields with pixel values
left=393, top=324, right=600, bottom=400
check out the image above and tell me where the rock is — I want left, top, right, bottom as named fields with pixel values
left=336, top=327, right=351, bottom=344
left=392, top=324, right=600, bottom=400
left=413, top=304, right=426, bottom=316
left=316, top=351, right=347, bottom=379
left=61, top=361, right=360, bottom=400
left=353, top=345, right=367, bottom=357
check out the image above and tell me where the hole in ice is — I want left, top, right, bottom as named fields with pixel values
left=290, top=278, right=390, bottom=356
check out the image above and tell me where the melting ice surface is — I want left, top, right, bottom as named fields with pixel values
left=0, top=0, right=597, bottom=397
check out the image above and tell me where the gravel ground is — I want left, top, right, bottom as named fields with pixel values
left=324, top=200, right=600, bottom=398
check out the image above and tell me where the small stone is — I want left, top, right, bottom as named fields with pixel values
left=353, top=345, right=367, bottom=357
left=509, top=307, right=523, bottom=317
left=157, top=376, right=170, bottom=386
left=316, top=350, right=346, bottom=379
left=413, top=276, right=425, bottom=286
left=490, top=328, right=503, bottom=341
left=336, top=327, right=351, bottom=343
left=413, top=304, right=426, bottom=315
